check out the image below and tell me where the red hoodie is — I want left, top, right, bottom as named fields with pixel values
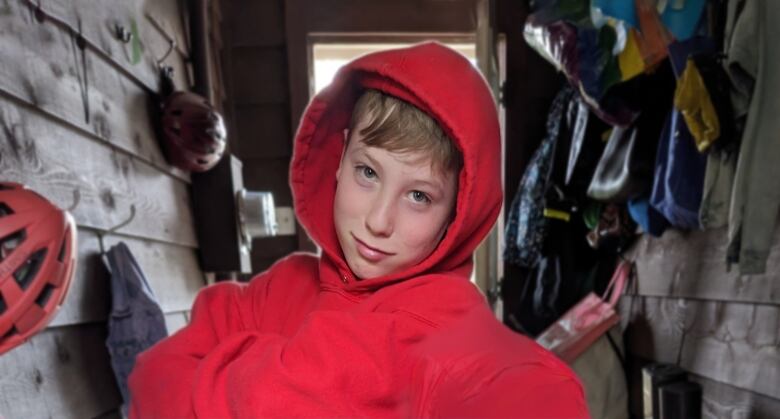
left=129, top=42, right=589, bottom=418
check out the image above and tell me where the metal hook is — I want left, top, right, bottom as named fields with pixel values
left=96, top=204, right=135, bottom=255
left=156, top=39, right=176, bottom=67
left=32, top=0, right=45, bottom=23
left=106, top=204, right=136, bottom=235
left=65, top=189, right=81, bottom=212
left=114, top=23, right=133, bottom=44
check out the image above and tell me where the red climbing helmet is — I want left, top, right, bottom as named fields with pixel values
left=161, top=91, right=227, bottom=172
left=0, top=182, right=77, bottom=355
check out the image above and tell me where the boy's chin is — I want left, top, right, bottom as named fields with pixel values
left=346, top=257, right=394, bottom=281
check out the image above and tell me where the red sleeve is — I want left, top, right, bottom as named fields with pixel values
left=128, top=253, right=319, bottom=418
left=432, top=365, right=590, bottom=418
left=128, top=261, right=428, bottom=417
left=188, top=311, right=428, bottom=418
left=127, top=278, right=264, bottom=419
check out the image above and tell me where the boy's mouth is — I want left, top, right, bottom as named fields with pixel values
left=351, top=233, right=394, bottom=262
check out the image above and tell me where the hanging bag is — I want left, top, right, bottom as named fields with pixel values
left=586, top=125, right=656, bottom=202
left=536, top=260, right=633, bottom=419
left=536, top=260, right=631, bottom=363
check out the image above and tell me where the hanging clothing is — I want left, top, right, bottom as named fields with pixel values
left=104, top=241, right=168, bottom=417
left=721, top=0, right=780, bottom=274
left=127, top=43, right=588, bottom=418
left=504, top=85, right=576, bottom=269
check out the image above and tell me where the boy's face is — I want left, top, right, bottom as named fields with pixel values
left=333, top=126, right=458, bottom=280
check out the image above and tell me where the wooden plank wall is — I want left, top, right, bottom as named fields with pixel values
left=622, top=226, right=780, bottom=418
left=0, top=0, right=206, bottom=417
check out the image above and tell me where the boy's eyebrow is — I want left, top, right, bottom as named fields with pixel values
left=410, top=179, right=444, bottom=195
left=360, top=150, right=383, bottom=171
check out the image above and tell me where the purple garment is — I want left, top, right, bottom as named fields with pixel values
left=105, top=242, right=168, bottom=417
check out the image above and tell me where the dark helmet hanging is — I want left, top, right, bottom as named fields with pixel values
left=161, top=91, right=227, bottom=172
left=0, top=182, right=77, bottom=355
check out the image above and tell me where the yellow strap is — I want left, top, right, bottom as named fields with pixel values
left=544, top=208, right=571, bottom=222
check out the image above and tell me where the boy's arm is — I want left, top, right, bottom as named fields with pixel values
left=127, top=280, right=258, bottom=419
left=127, top=253, right=317, bottom=419
left=433, top=365, right=590, bottom=418
left=186, top=311, right=426, bottom=418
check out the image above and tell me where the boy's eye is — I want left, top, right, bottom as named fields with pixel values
left=355, top=165, right=377, bottom=180
left=410, top=190, right=431, bottom=204
left=363, top=166, right=376, bottom=178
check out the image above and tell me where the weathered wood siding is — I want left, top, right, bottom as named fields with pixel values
left=0, top=0, right=207, bottom=417
left=623, top=227, right=780, bottom=418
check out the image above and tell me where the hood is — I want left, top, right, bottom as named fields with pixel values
left=290, top=42, right=501, bottom=291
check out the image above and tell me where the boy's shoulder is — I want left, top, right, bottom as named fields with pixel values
left=266, top=251, right=319, bottom=275
left=242, top=251, right=320, bottom=299
left=241, top=252, right=319, bottom=285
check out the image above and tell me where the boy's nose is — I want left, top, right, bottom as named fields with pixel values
left=365, top=199, right=394, bottom=238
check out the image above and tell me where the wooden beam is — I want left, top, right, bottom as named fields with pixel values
left=627, top=227, right=780, bottom=304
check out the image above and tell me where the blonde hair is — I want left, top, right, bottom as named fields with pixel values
left=349, top=89, right=463, bottom=175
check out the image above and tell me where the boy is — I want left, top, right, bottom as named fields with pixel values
left=129, top=42, right=588, bottom=418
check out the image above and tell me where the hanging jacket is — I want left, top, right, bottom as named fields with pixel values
left=105, top=241, right=168, bottom=418
left=127, top=42, right=588, bottom=418
left=504, top=85, right=575, bottom=269
left=721, top=0, right=780, bottom=274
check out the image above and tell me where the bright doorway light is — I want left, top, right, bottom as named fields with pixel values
left=312, top=43, right=476, bottom=94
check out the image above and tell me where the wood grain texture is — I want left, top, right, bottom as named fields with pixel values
left=620, top=295, right=780, bottom=400
left=627, top=227, right=780, bottom=304
left=47, top=230, right=205, bottom=328
left=42, top=0, right=190, bottom=91
left=627, top=355, right=780, bottom=419
left=0, top=324, right=122, bottom=419
left=0, top=0, right=190, bottom=181
left=103, top=235, right=204, bottom=315
left=694, top=373, right=780, bottom=419
left=0, top=94, right=198, bottom=246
